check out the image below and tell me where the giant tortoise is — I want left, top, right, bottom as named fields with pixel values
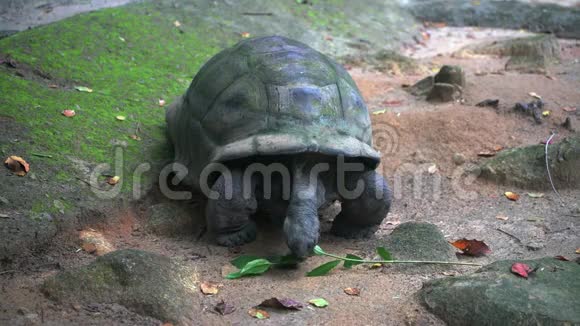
left=166, top=36, right=391, bottom=258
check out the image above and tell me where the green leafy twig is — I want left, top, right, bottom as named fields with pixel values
left=225, top=245, right=482, bottom=279
left=307, top=245, right=482, bottom=276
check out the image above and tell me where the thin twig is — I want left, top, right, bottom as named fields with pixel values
left=242, top=12, right=273, bottom=16
left=545, top=132, right=565, bottom=206
left=320, top=250, right=482, bottom=267
left=496, top=228, right=522, bottom=244
left=74, top=176, right=99, bottom=189
left=30, top=153, right=53, bottom=158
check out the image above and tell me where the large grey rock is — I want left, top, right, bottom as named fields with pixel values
left=480, top=136, right=580, bottom=189
left=420, top=257, right=580, bottom=326
left=469, top=35, right=561, bottom=74
left=375, top=222, right=458, bottom=272
left=0, top=212, right=57, bottom=260
left=406, top=1, right=580, bottom=40
left=145, top=202, right=194, bottom=237
left=42, top=249, right=201, bottom=324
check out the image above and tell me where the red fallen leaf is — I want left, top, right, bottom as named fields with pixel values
left=214, top=300, right=235, bottom=315
left=62, top=109, right=76, bottom=117
left=382, top=100, right=404, bottom=106
left=344, top=287, right=360, bottom=296
left=4, top=156, right=30, bottom=176
left=554, top=255, right=570, bottom=261
left=450, top=239, right=491, bottom=257
left=259, top=297, right=304, bottom=310
left=511, top=262, right=533, bottom=278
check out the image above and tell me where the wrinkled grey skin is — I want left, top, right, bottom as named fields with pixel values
left=167, top=36, right=391, bottom=258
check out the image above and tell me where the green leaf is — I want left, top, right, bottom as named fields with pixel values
left=313, top=245, right=325, bottom=256
left=377, top=247, right=393, bottom=261
left=308, top=298, right=329, bottom=308
left=230, top=255, right=262, bottom=269
left=226, top=258, right=272, bottom=279
left=306, top=260, right=340, bottom=277
left=343, top=254, right=364, bottom=269
left=74, top=86, right=93, bottom=93
left=269, top=254, right=300, bottom=266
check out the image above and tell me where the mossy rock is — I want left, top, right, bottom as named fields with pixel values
left=373, top=222, right=458, bottom=272
left=467, top=35, right=561, bottom=74
left=420, top=257, right=580, bottom=326
left=42, top=249, right=200, bottom=324
left=479, top=135, right=580, bottom=189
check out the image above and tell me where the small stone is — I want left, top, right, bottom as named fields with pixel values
left=452, top=153, right=466, bottom=165
left=427, top=83, right=462, bottom=102
left=562, top=117, right=574, bottom=131
left=433, top=65, right=466, bottom=88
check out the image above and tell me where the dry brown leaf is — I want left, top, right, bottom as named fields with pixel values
left=562, top=107, right=577, bottom=112
left=129, top=134, right=141, bottom=141
left=248, top=308, right=269, bottom=319
left=528, top=92, right=542, bottom=99
left=496, top=214, right=509, bottom=221
left=344, top=287, right=360, bottom=296
left=427, top=164, right=438, bottom=174
left=493, top=145, right=504, bottom=152
left=82, top=242, right=97, bottom=254
left=214, top=300, right=235, bottom=315
left=505, top=191, right=520, bottom=201
left=106, top=176, right=120, bottom=185
left=450, top=238, right=491, bottom=257
left=4, top=156, right=30, bottom=176
left=478, top=151, right=496, bottom=157
left=200, top=281, right=221, bottom=295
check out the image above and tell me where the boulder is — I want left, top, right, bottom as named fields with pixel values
left=468, top=35, right=561, bottom=74
left=480, top=136, right=580, bottom=189
left=42, top=249, right=201, bottom=324
left=374, top=222, right=458, bottom=272
left=420, top=257, right=580, bottom=325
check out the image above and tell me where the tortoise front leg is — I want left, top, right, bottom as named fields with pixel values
left=331, top=171, right=391, bottom=238
left=206, top=169, right=258, bottom=247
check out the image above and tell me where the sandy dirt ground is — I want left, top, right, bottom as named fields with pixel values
left=1, top=26, right=580, bottom=325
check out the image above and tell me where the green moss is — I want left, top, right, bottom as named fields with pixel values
left=0, top=4, right=222, bottom=197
